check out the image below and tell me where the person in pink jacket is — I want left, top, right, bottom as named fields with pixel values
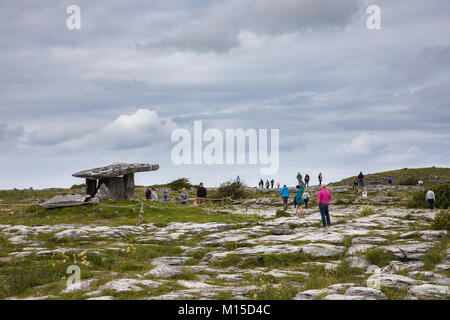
left=317, top=184, right=332, bottom=227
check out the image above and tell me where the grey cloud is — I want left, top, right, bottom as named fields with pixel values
left=144, top=0, right=361, bottom=52
left=0, top=0, right=450, bottom=189
left=0, top=124, right=25, bottom=144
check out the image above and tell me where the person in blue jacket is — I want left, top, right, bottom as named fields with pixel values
left=280, top=185, right=290, bottom=210
left=294, top=185, right=305, bottom=216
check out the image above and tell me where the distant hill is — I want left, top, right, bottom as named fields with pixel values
left=332, top=167, right=450, bottom=186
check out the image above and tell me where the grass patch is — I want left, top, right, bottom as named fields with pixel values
left=360, top=205, right=376, bottom=217
left=252, top=279, right=298, bottom=300
left=423, top=237, right=449, bottom=270
left=431, top=210, right=450, bottom=231
left=365, top=248, right=397, bottom=267
left=275, top=210, right=291, bottom=218
left=303, top=260, right=365, bottom=290
left=380, top=286, right=408, bottom=300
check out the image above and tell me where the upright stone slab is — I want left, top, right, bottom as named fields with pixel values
left=123, top=173, right=135, bottom=199
left=99, top=177, right=126, bottom=200
left=86, top=179, right=97, bottom=197
left=95, top=183, right=111, bottom=200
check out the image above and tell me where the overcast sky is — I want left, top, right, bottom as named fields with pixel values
left=1, top=0, right=449, bottom=189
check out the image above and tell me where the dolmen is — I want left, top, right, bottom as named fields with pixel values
left=42, top=163, right=159, bottom=209
left=72, top=163, right=159, bottom=200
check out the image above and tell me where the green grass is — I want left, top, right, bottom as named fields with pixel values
left=252, top=279, right=298, bottom=300
left=360, top=205, right=376, bottom=217
left=423, top=237, right=449, bottom=270
left=303, top=260, right=366, bottom=290
left=380, top=286, right=408, bottom=300
left=431, top=210, right=450, bottom=230
left=0, top=199, right=263, bottom=227
left=365, top=248, right=397, bottom=267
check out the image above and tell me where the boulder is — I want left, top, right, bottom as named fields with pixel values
left=380, top=242, right=435, bottom=260
left=366, top=273, right=420, bottom=289
left=95, top=183, right=111, bottom=201
left=322, top=294, right=369, bottom=300
left=41, top=194, right=89, bottom=209
left=99, top=279, right=160, bottom=292
left=345, top=287, right=387, bottom=300
left=144, top=265, right=183, bottom=278
left=408, top=284, right=449, bottom=299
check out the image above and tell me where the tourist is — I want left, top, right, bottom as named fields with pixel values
left=294, top=185, right=305, bottom=216
left=162, top=186, right=168, bottom=202
left=317, top=184, right=332, bottom=227
left=303, top=189, right=310, bottom=209
left=259, top=179, right=264, bottom=189
left=266, top=180, right=270, bottom=189
left=318, top=173, right=323, bottom=185
left=387, top=175, right=393, bottom=185
left=426, top=188, right=436, bottom=210
left=277, top=182, right=280, bottom=189
left=196, top=182, right=207, bottom=206
left=297, top=172, right=303, bottom=185
left=151, top=188, right=158, bottom=201
left=358, top=172, right=364, bottom=188
left=305, top=174, right=310, bottom=187
left=280, top=184, right=290, bottom=210
left=271, top=179, right=275, bottom=189
left=353, top=179, right=359, bottom=194
left=180, top=188, right=188, bottom=205
left=417, top=180, right=424, bottom=189
left=145, top=187, right=151, bottom=201
left=236, top=175, right=241, bottom=187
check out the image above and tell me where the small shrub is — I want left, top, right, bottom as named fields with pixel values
left=212, top=254, right=242, bottom=268
left=360, top=205, right=376, bottom=217
left=275, top=210, right=290, bottom=218
left=167, top=178, right=193, bottom=191
left=335, top=199, right=346, bottom=206
left=381, top=286, right=408, bottom=300
left=253, top=279, right=298, bottom=300
left=70, top=183, right=86, bottom=190
left=406, top=184, right=450, bottom=209
left=431, top=210, right=450, bottom=231
left=216, top=180, right=247, bottom=199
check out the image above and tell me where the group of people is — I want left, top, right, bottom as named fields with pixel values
left=296, top=172, right=322, bottom=188
left=280, top=183, right=332, bottom=227
left=146, top=183, right=208, bottom=206
left=256, top=172, right=324, bottom=190
left=144, top=169, right=438, bottom=228
left=258, top=178, right=278, bottom=189
left=145, top=187, right=168, bottom=202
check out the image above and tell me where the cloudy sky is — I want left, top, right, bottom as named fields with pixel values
left=1, top=0, right=449, bottom=189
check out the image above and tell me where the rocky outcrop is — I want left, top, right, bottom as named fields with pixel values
left=41, top=194, right=90, bottom=209
left=407, top=284, right=449, bottom=299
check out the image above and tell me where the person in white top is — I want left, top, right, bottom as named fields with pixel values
left=151, top=188, right=158, bottom=201
left=426, top=188, right=435, bottom=210
left=302, top=190, right=310, bottom=209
